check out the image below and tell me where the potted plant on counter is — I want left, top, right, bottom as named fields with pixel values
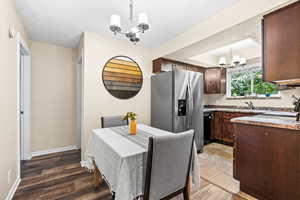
left=124, top=112, right=137, bottom=135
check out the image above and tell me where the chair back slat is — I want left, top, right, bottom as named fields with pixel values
left=101, top=115, right=128, bottom=128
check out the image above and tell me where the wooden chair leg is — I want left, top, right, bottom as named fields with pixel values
left=112, top=192, right=116, bottom=200
left=183, top=176, right=191, bottom=200
left=92, top=160, right=102, bottom=189
left=183, top=187, right=190, bottom=200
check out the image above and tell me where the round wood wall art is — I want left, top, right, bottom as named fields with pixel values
left=102, top=56, right=143, bottom=99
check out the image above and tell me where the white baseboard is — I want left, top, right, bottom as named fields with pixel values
left=31, top=146, right=80, bottom=157
left=5, top=177, right=21, bottom=200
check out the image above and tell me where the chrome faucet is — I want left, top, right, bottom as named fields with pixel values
left=245, top=101, right=254, bottom=110
left=292, top=95, right=300, bottom=121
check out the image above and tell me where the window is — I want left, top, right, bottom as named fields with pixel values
left=227, top=66, right=280, bottom=98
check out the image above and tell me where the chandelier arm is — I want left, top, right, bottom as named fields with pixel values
left=118, top=31, right=127, bottom=35
left=117, top=28, right=143, bottom=35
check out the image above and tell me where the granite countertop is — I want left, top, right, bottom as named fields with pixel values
left=203, top=108, right=297, bottom=117
left=231, top=115, right=300, bottom=130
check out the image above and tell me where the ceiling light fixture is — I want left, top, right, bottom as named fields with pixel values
left=109, top=0, right=149, bottom=44
left=219, top=48, right=247, bottom=68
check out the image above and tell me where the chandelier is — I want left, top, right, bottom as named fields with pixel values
left=109, top=0, right=149, bottom=44
left=218, top=48, right=247, bottom=68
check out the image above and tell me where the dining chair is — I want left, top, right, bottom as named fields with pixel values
left=101, top=115, right=128, bottom=128
left=143, top=130, right=195, bottom=200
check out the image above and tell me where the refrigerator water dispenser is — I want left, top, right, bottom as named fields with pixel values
left=178, top=99, right=186, bottom=116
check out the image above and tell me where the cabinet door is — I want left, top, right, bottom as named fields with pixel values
left=263, top=1, right=300, bottom=82
left=204, top=68, right=226, bottom=94
left=212, top=112, right=222, bottom=140
left=234, top=124, right=300, bottom=199
left=205, top=69, right=220, bottom=94
left=152, top=58, right=163, bottom=73
left=172, top=63, right=187, bottom=71
left=222, top=112, right=254, bottom=144
left=222, top=119, right=234, bottom=144
left=187, top=65, right=204, bottom=73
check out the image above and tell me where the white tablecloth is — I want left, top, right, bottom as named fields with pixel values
left=85, top=124, right=200, bottom=200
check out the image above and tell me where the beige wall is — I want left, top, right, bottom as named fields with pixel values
left=31, top=42, right=77, bottom=152
left=82, top=32, right=152, bottom=158
left=204, top=88, right=300, bottom=108
left=0, top=0, right=29, bottom=198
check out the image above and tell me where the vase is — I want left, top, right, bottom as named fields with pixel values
left=130, top=120, right=137, bottom=135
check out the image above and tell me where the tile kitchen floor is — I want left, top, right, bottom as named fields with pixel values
left=197, top=143, right=257, bottom=200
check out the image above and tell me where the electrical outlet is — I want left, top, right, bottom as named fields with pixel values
left=8, top=170, right=11, bottom=185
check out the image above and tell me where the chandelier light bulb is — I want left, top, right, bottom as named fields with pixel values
left=138, top=12, right=149, bottom=32
left=232, top=55, right=240, bottom=65
left=138, top=13, right=148, bottom=24
left=219, top=57, right=227, bottom=66
left=240, top=57, right=247, bottom=65
left=110, top=15, right=121, bottom=27
left=110, top=15, right=121, bottom=33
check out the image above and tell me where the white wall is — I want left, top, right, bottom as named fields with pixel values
left=82, top=32, right=152, bottom=158
left=204, top=88, right=300, bottom=108
left=0, top=0, right=29, bottom=198
left=31, top=42, right=77, bottom=152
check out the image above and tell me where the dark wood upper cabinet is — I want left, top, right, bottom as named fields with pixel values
left=152, top=58, right=226, bottom=94
left=204, top=67, right=226, bottom=94
left=153, top=58, right=190, bottom=73
left=152, top=58, right=164, bottom=74
left=152, top=58, right=206, bottom=74
left=262, top=1, right=300, bottom=84
left=186, top=65, right=205, bottom=73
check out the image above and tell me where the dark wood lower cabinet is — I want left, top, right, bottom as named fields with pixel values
left=233, top=123, right=300, bottom=200
left=211, top=112, right=223, bottom=140
left=222, top=118, right=234, bottom=143
left=211, top=111, right=254, bottom=145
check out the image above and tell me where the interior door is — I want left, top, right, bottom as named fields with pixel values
left=20, top=53, right=25, bottom=160
left=76, top=59, right=83, bottom=147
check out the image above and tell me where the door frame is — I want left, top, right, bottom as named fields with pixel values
left=16, top=32, right=31, bottom=174
left=76, top=54, right=83, bottom=148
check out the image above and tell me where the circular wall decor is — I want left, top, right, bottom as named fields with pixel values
left=102, top=56, right=143, bottom=99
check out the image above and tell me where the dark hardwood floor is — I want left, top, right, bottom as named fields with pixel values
left=14, top=149, right=112, bottom=200
left=14, top=148, right=251, bottom=200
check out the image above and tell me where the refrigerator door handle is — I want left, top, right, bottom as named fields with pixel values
left=189, top=81, right=193, bottom=129
left=185, top=85, right=189, bottom=130
left=186, top=82, right=193, bottom=129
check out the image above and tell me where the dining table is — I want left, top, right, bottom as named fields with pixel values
left=84, top=124, right=200, bottom=200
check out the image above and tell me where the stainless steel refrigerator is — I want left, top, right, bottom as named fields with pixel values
left=151, top=70, right=204, bottom=152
